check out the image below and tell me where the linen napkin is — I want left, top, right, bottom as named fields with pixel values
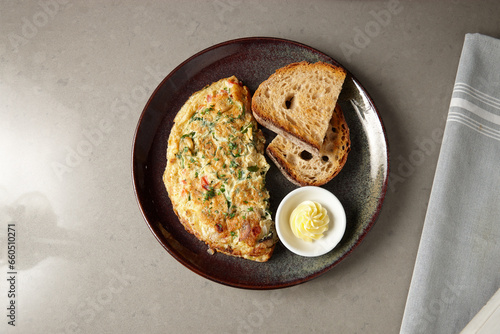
left=400, top=33, right=500, bottom=334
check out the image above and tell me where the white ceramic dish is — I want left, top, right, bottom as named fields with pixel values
left=275, top=186, right=347, bottom=257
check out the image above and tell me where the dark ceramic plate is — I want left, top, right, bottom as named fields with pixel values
left=132, top=37, right=388, bottom=289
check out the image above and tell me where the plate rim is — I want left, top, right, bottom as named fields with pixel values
left=131, top=36, right=390, bottom=289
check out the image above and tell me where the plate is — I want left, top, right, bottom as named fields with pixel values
left=132, top=37, right=389, bottom=289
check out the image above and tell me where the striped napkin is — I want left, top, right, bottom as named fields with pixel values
left=400, top=33, right=500, bottom=334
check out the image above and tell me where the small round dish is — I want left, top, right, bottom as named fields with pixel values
left=276, top=186, right=346, bottom=257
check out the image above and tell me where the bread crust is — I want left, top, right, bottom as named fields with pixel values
left=252, top=61, right=346, bottom=154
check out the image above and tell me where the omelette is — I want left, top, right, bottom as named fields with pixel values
left=163, top=76, right=277, bottom=262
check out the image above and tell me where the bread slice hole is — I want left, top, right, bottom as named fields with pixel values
left=284, top=93, right=294, bottom=109
left=299, top=150, right=313, bottom=161
left=321, top=156, right=329, bottom=162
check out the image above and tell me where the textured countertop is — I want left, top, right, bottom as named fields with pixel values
left=1, top=1, right=499, bottom=333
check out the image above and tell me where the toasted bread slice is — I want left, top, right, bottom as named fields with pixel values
left=252, top=61, right=346, bottom=154
left=266, top=104, right=350, bottom=186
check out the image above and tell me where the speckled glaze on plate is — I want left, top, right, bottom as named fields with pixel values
left=132, top=37, right=389, bottom=289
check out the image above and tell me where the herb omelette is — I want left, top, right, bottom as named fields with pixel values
left=163, top=76, right=277, bottom=262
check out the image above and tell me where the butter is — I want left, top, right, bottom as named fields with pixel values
left=290, top=201, right=329, bottom=242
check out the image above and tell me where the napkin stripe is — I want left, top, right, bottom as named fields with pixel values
left=448, top=87, right=500, bottom=141
left=454, top=82, right=500, bottom=109
left=448, top=112, right=500, bottom=141
left=449, top=98, right=500, bottom=125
